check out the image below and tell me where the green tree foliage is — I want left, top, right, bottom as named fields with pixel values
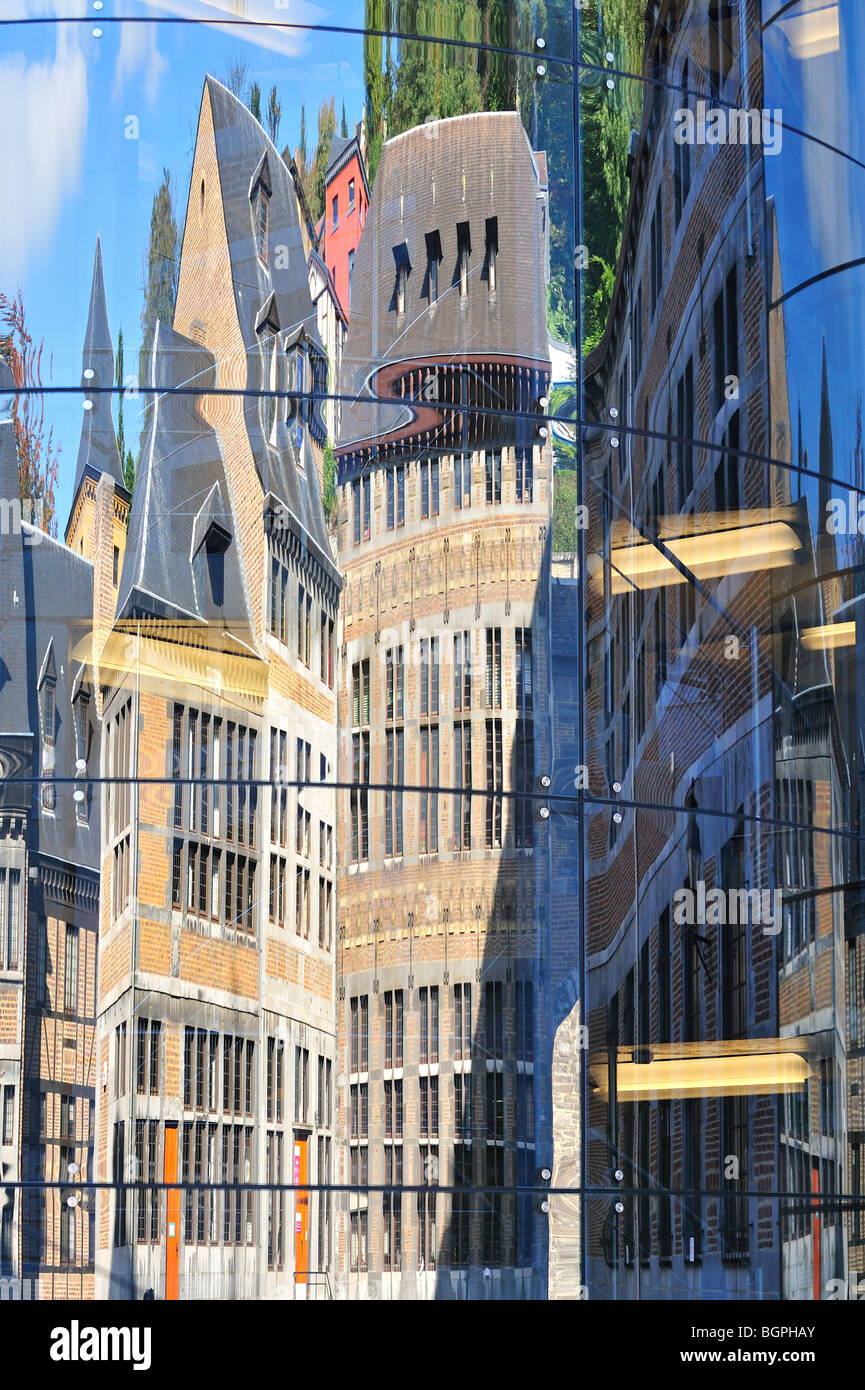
left=248, top=81, right=262, bottom=123
left=363, top=0, right=391, bottom=183
left=323, top=442, right=338, bottom=530
left=305, top=97, right=337, bottom=223
left=341, top=99, right=349, bottom=138
left=552, top=468, right=577, bottom=552
left=267, top=86, right=282, bottom=145
left=579, top=1, right=645, bottom=350
left=115, top=329, right=137, bottom=495
left=0, top=291, right=59, bottom=535
left=223, top=55, right=249, bottom=99
left=139, top=168, right=179, bottom=443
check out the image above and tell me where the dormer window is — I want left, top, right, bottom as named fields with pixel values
left=255, top=294, right=281, bottom=442
left=250, top=154, right=273, bottom=266
left=40, top=677, right=56, bottom=747
left=457, top=221, right=471, bottom=299
left=425, top=230, right=442, bottom=306
left=38, top=661, right=56, bottom=814
left=485, top=217, right=498, bottom=296
left=296, top=346, right=305, bottom=453
left=393, top=243, right=410, bottom=316
left=255, top=184, right=270, bottom=264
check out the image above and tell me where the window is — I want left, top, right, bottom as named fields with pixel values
left=296, top=1048, right=310, bottom=1125
left=650, top=188, right=663, bottom=314
left=419, top=723, right=439, bottom=854
left=385, top=727, right=404, bottom=858
left=454, top=630, right=471, bottom=711
left=319, top=612, right=335, bottom=687
left=419, top=1075, right=439, bottom=1137
left=254, top=182, right=270, bottom=264
left=351, top=661, right=370, bottom=863
left=347, top=248, right=354, bottom=312
left=419, top=636, right=439, bottom=717
left=712, top=266, right=739, bottom=416
left=424, top=228, right=441, bottom=306
left=269, top=551, right=288, bottom=644
left=674, top=61, right=692, bottom=226
left=383, top=990, right=404, bottom=1070
left=63, top=924, right=79, bottom=1014
left=112, top=545, right=119, bottom=586
left=383, top=1146, right=402, bottom=1271
left=349, top=1209, right=368, bottom=1272
left=454, top=720, right=472, bottom=851
left=420, top=458, right=439, bottom=518
left=709, top=1, right=737, bottom=92
left=331, top=193, right=338, bottom=231
left=675, top=358, right=694, bottom=505
left=349, top=994, right=369, bottom=1074
left=632, top=283, right=643, bottom=381
left=419, top=986, right=439, bottom=1064
left=1, top=1086, right=14, bottom=1145
left=0, top=868, right=21, bottom=972
left=485, top=450, right=502, bottom=505
left=514, top=629, right=534, bottom=849
left=454, top=452, right=471, bottom=509
left=715, top=410, right=741, bottom=515
left=396, top=263, right=407, bottom=316
left=348, top=177, right=355, bottom=210
left=297, top=584, right=312, bottom=666
left=485, top=628, right=502, bottom=708
left=485, top=719, right=504, bottom=848
left=515, top=446, right=533, bottom=503
left=454, top=983, right=472, bottom=1059
left=135, top=1019, right=162, bottom=1095
left=386, top=463, right=406, bottom=529
left=485, top=216, right=498, bottom=294
left=457, top=220, right=471, bottom=298
left=418, top=1148, right=438, bottom=1270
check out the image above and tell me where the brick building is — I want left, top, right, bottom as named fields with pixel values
left=579, top=0, right=851, bottom=1298
left=331, top=110, right=558, bottom=1298
left=91, top=77, right=341, bottom=1300
left=0, top=238, right=118, bottom=1296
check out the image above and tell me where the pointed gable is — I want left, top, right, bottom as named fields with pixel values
left=72, top=236, right=126, bottom=496
left=116, top=321, right=256, bottom=646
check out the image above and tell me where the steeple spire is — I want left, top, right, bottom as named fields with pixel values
left=71, top=235, right=125, bottom=498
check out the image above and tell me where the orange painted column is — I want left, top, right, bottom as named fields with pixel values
left=164, top=1123, right=180, bottom=1301
left=294, top=1139, right=309, bottom=1284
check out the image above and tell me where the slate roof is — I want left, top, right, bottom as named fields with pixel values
left=201, top=77, right=336, bottom=580
left=0, top=365, right=99, bottom=866
left=335, top=111, right=551, bottom=454
left=70, top=236, right=126, bottom=503
left=116, top=321, right=257, bottom=650
left=325, top=131, right=354, bottom=180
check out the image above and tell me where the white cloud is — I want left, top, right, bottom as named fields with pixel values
left=0, top=27, right=88, bottom=281
left=113, top=20, right=169, bottom=106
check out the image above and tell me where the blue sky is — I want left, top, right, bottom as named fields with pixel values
left=1, top=4, right=369, bottom=524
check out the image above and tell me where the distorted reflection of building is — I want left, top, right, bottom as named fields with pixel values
left=579, top=0, right=852, bottom=1299
left=85, top=78, right=341, bottom=1299
left=333, top=111, right=557, bottom=1298
left=0, top=330, right=108, bottom=1295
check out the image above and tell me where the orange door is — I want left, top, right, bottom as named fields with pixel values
left=164, top=1123, right=180, bottom=1301
left=294, top=1139, right=309, bottom=1284
left=811, top=1162, right=821, bottom=1302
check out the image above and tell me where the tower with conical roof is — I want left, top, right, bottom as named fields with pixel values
left=65, top=236, right=130, bottom=565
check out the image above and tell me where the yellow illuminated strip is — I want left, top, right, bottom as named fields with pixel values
left=801, top=621, right=856, bottom=650
left=777, top=5, right=840, bottom=60
left=610, top=522, right=801, bottom=593
left=593, top=1051, right=810, bottom=1100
